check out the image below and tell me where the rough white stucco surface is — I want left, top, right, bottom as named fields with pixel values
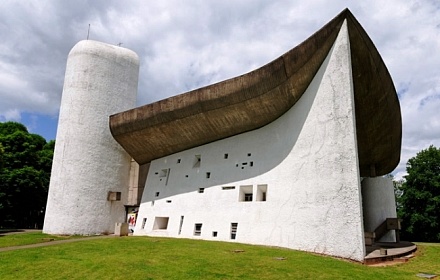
left=134, top=20, right=366, bottom=261
left=362, top=177, right=397, bottom=242
left=43, top=40, right=139, bottom=235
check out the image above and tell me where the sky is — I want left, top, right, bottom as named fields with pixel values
left=0, top=1, right=439, bottom=180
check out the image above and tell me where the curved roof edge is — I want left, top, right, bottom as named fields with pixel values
left=110, top=9, right=401, bottom=177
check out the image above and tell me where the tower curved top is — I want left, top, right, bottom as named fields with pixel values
left=69, top=40, right=139, bottom=66
left=109, top=9, right=401, bottom=177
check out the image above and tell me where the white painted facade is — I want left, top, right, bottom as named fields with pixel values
left=43, top=40, right=139, bottom=235
left=134, top=21, right=366, bottom=261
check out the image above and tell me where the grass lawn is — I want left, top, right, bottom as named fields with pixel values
left=0, top=233, right=438, bottom=279
left=0, top=230, right=85, bottom=248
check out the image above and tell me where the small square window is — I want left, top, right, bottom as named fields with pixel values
left=194, top=223, right=202, bottom=236
left=224, top=154, right=229, bottom=159
left=155, top=192, right=160, bottom=197
left=153, top=217, right=169, bottom=230
left=206, top=172, right=211, bottom=178
left=177, top=159, right=181, bottom=164
left=212, top=231, right=218, bottom=237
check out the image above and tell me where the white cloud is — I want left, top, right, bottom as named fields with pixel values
left=0, top=0, right=439, bottom=175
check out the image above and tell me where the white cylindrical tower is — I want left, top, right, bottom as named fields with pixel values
left=43, top=40, right=139, bottom=235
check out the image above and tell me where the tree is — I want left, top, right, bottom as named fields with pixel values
left=398, top=145, right=440, bottom=242
left=0, top=122, right=54, bottom=229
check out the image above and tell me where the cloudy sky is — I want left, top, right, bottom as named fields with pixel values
left=1, top=0, right=439, bottom=179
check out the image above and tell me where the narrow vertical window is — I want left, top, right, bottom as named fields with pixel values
left=256, top=184, right=268, bottom=201
left=178, top=216, right=184, bottom=235
left=141, top=218, right=147, bottom=229
left=230, top=223, right=238, bottom=239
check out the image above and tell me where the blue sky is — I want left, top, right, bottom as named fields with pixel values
left=1, top=1, right=440, bottom=180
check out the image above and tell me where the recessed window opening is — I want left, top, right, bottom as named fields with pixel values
left=166, top=200, right=172, bottom=203
left=177, top=159, right=181, bottom=164
left=185, top=175, right=189, bottom=178
left=193, top=155, right=201, bottom=168
left=250, top=161, right=254, bottom=167
left=247, top=153, right=251, bottom=157
left=224, top=154, right=228, bottom=159
left=141, top=218, right=147, bottom=229
left=160, top=168, right=171, bottom=185
left=198, top=188, right=205, bottom=193
left=151, top=200, right=155, bottom=206
left=178, top=216, right=184, bottom=235
left=236, top=164, right=239, bottom=167
left=239, top=185, right=253, bottom=202
left=242, top=162, right=247, bottom=165
left=153, top=217, right=169, bottom=230
left=155, top=192, right=160, bottom=197
left=206, top=172, right=211, bottom=178
left=244, top=193, right=253, bottom=201
left=231, top=223, right=238, bottom=239
left=154, top=172, right=159, bottom=175
left=160, top=169, right=168, bottom=177
left=212, top=231, right=218, bottom=237
left=222, top=186, right=235, bottom=190
left=256, top=184, right=268, bottom=202
left=194, top=223, right=202, bottom=236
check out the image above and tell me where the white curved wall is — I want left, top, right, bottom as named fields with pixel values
left=135, top=21, right=366, bottom=261
left=43, top=40, right=139, bottom=235
left=362, top=177, right=397, bottom=242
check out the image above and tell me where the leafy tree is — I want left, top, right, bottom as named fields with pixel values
left=398, top=145, right=440, bottom=242
left=0, top=122, right=54, bottom=229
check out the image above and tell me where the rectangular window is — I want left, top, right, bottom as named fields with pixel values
left=239, top=185, right=253, bottom=202
left=212, top=231, right=218, bottom=237
left=153, top=217, right=169, bottom=230
left=198, top=188, right=205, bottom=193
left=155, top=192, right=160, bottom=197
left=222, top=186, right=235, bottom=190
left=224, top=153, right=228, bottom=159
left=230, top=223, right=238, bottom=239
left=194, top=223, right=202, bottom=236
left=206, top=172, right=211, bottom=178
left=141, top=218, right=147, bottom=229
left=256, top=184, right=268, bottom=201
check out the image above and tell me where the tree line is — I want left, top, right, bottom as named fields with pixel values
left=0, top=121, right=54, bottom=229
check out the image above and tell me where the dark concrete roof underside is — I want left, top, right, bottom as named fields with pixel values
left=110, top=9, right=402, bottom=177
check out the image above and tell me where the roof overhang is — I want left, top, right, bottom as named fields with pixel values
left=110, top=9, right=401, bottom=177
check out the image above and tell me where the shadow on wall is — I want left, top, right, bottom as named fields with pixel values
left=139, top=47, right=335, bottom=202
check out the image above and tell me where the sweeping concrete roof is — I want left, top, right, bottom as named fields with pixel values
left=110, top=8, right=401, bottom=177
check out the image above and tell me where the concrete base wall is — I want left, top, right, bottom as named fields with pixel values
left=43, top=40, right=139, bottom=235
left=362, top=177, right=397, bottom=242
left=134, top=21, right=365, bottom=261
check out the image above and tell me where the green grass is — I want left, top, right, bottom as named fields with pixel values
left=0, top=233, right=438, bottom=279
left=0, top=230, right=85, bottom=248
